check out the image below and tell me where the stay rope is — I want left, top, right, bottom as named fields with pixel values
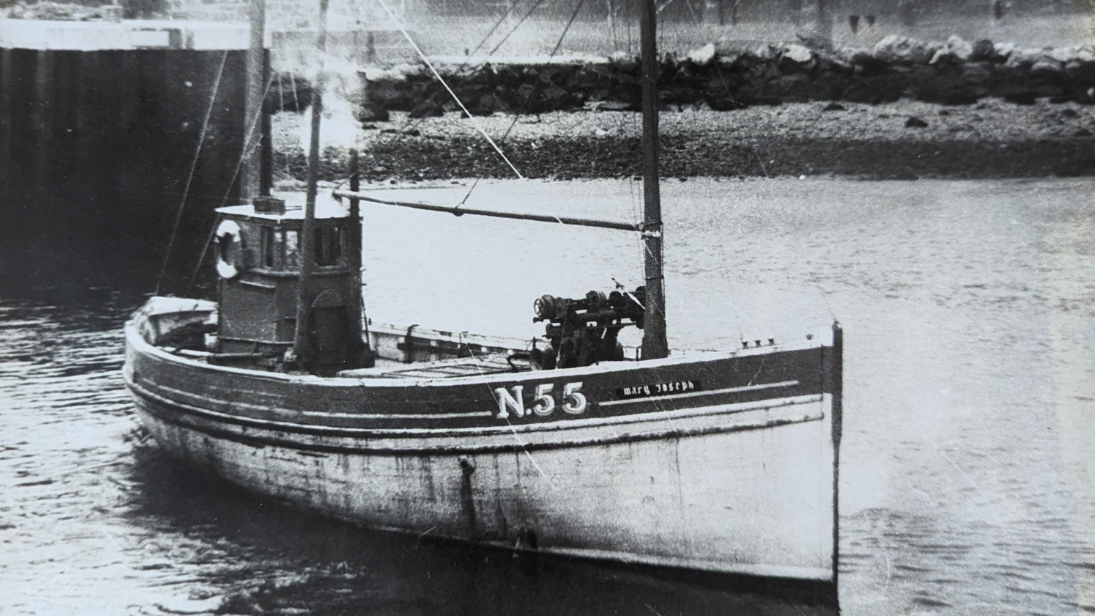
left=374, top=0, right=525, bottom=180
left=454, top=0, right=587, bottom=209
left=154, top=50, right=228, bottom=295
left=184, top=70, right=277, bottom=295
left=367, top=0, right=525, bottom=151
left=468, top=0, right=524, bottom=59
left=485, top=0, right=549, bottom=57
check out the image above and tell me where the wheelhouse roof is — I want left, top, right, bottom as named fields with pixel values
left=217, top=201, right=351, bottom=221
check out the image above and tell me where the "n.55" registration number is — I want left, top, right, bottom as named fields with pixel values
left=492, top=382, right=586, bottom=419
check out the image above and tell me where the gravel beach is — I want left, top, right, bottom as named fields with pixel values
left=271, top=97, right=1095, bottom=182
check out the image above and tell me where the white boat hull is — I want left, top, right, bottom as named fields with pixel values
left=133, top=393, right=835, bottom=581
left=124, top=297, right=841, bottom=597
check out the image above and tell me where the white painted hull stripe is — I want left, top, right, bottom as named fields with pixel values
left=301, top=410, right=495, bottom=420
left=129, top=373, right=822, bottom=437
left=135, top=398, right=825, bottom=453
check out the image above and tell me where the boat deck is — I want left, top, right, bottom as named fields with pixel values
left=132, top=297, right=649, bottom=380
left=340, top=353, right=531, bottom=379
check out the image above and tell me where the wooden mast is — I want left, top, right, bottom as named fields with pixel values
left=292, top=0, right=330, bottom=366
left=640, top=0, right=668, bottom=359
left=242, top=0, right=266, bottom=201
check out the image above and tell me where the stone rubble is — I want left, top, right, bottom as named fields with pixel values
left=270, top=34, right=1095, bottom=116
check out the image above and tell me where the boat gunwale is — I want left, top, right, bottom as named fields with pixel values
left=125, top=305, right=833, bottom=389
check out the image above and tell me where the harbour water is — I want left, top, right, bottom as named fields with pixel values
left=1, top=177, right=1094, bottom=615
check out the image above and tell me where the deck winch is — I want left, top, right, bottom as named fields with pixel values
left=531, top=288, right=646, bottom=369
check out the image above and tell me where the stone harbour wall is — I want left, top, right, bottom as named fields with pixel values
left=270, top=35, right=1095, bottom=115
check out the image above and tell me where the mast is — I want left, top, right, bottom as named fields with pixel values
left=640, top=0, right=669, bottom=359
left=292, top=0, right=330, bottom=365
left=242, top=0, right=267, bottom=201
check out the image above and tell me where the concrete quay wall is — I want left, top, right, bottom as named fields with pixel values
left=0, top=20, right=254, bottom=290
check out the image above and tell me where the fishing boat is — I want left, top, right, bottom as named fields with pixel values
left=123, top=0, right=842, bottom=605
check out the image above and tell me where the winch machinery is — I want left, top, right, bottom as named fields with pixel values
left=531, top=287, right=646, bottom=369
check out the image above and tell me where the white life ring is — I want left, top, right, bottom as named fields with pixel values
left=214, top=220, right=244, bottom=279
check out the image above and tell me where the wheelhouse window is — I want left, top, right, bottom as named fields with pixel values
left=315, top=226, right=341, bottom=266
left=284, top=230, right=300, bottom=269
left=261, top=226, right=276, bottom=268
left=260, top=226, right=291, bottom=270
left=252, top=226, right=335, bottom=270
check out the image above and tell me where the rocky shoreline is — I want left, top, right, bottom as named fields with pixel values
left=272, top=35, right=1095, bottom=116
left=269, top=33, right=1095, bottom=182
left=271, top=97, right=1095, bottom=181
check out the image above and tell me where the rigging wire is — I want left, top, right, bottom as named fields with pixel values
left=454, top=0, right=587, bottom=208
left=548, top=0, right=586, bottom=58
left=356, top=1, right=546, bottom=201
left=288, top=71, right=302, bottom=112
left=184, top=71, right=277, bottom=295
left=671, top=0, right=769, bottom=175
left=362, top=0, right=518, bottom=135
left=458, top=334, right=554, bottom=487
left=465, top=0, right=523, bottom=59
left=374, top=0, right=525, bottom=180
left=679, top=0, right=737, bottom=106
left=815, top=280, right=838, bottom=322
left=368, top=0, right=577, bottom=172
left=486, top=0, right=550, bottom=57
left=365, top=0, right=547, bottom=162
left=607, top=0, right=619, bottom=54
left=154, top=49, right=229, bottom=296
